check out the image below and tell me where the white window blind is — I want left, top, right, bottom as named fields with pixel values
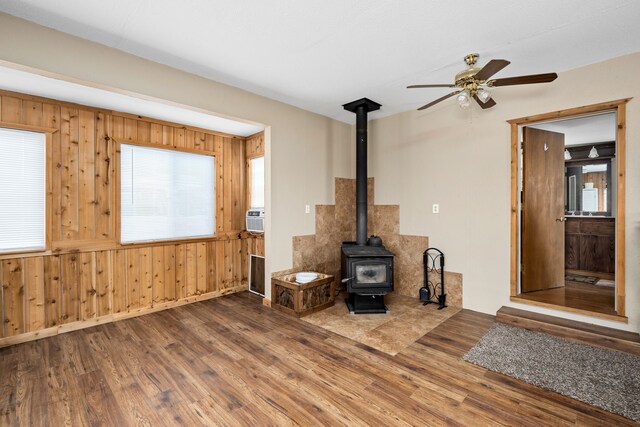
left=120, top=144, right=215, bottom=243
left=0, top=128, right=46, bottom=252
left=250, top=156, right=264, bottom=208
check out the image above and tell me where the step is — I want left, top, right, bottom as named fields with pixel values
left=496, top=306, right=640, bottom=356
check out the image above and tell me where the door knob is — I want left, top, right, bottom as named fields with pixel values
left=556, top=217, right=566, bottom=222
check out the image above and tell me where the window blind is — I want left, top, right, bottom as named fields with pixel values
left=250, top=156, right=264, bottom=208
left=120, top=144, right=215, bottom=243
left=0, top=128, right=46, bottom=252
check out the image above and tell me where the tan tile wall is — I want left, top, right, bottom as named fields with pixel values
left=273, top=178, right=463, bottom=307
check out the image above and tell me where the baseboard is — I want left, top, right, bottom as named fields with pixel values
left=0, top=285, right=247, bottom=348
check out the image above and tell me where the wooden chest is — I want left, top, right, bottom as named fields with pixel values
left=271, top=273, right=335, bottom=317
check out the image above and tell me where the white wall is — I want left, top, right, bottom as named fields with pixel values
left=0, top=13, right=355, bottom=293
left=369, top=53, right=639, bottom=332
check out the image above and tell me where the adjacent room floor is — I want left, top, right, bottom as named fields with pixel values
left=0, top=292, right=634, bottom=426
left=514, top=280, right=617, bottom=317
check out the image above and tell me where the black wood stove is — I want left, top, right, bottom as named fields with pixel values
left=341, top=98, right=394, bottom=314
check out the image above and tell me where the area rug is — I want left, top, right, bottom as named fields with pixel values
left=463, top=323, right=640, bottom=422
left=302, top=292, right=459, bottom=355
left=565, top=272, right=599, bottom=285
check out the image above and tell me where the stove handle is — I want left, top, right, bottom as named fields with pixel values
left=341, top=277, right=354, bottom=284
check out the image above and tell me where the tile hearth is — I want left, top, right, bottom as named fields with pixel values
left=303, top=292, right=460, bottom=355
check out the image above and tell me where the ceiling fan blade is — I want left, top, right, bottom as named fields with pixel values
left=489, top=72, right=558, bottom=87
left=407, top=84, right=456, bottom=89
left=417, top=91, right=461, bottom=110
left=473, top=94, right=497, bottom=109
left=474, top=59, right=511, bottom=81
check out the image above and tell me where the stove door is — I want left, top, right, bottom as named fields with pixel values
left=349, top=258, right=393, bottom=293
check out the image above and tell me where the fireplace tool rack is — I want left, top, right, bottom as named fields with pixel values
left=420, top=247, right=447, bottom=309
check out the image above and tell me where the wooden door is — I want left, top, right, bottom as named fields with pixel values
left=521, top=127, right=565, bottom=292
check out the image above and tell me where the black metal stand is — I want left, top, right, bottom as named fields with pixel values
left=345, top=293, right=389, bottom=314
left=421, top=248, right=447, bottom=309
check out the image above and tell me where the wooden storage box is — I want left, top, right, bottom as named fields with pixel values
left=271, top=273, right=335, bottom=317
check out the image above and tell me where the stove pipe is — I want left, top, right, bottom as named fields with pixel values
left=343, top=98, right=382, bottom=246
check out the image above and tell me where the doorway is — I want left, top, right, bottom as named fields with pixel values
left=508, top=100, right=628, bottom=321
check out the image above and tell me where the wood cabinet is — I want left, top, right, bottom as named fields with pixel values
left=565, top=217, right=615, bottom=274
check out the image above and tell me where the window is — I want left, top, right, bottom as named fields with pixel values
left=120, top=144, right=215, bottom=243
left=250, top=156, right=264, bottom=208
left=0, top=128, right=46, bottom=252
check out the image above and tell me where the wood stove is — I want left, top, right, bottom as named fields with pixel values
left=340, top=98, right=394, bottom=314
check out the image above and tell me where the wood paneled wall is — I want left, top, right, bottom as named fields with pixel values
left=0, top=91, right=264, bottom=346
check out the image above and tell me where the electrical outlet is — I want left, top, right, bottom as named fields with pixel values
left=305, top=204, right=310, bottom=214
left=432, top=204, right=440, bottom=214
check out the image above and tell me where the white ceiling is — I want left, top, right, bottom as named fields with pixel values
left=0, top=65, right=263, bottom=136
left=1, top=0, right=639, bottom=123
left=529, top=113, right=616, bottom=146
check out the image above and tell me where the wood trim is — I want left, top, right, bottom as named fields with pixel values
left=246, top=157, right=253, bottom=210
left=0, top=120, right=58, bottom=134
left=111, top=111, right=249, bottom=141
left=510, top=296, right=628, bottom=323
left=0, top=232, right=248, bottom=260
left=616, top=103, right=626, bottom=315
left=0, top=285, right=246, bottom=348
left=45, top=131, right=53, bottom=252
left=262, top=297, right=272, bottom=307
left=510, top=123, right=518, bottom=297
left=115, top=138, right=218, bottom=157
left=506, top=98, right=632, bottom=124
left=508, top=99, right=629, bottom=318
left=115, top=139, right=122, bottom=245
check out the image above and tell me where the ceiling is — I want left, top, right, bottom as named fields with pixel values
left=530, top=112, right=617, bottom=146
left=1, top=0, right=639, bottom=123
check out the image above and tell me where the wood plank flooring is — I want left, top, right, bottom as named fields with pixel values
left=515, top=280, right=617, bottom=317
left=0, top=292, right=635, bottom=426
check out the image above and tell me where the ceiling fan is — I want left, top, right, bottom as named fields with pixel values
left=408, top=53, right=558, bottom=111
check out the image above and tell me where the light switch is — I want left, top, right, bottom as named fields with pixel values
left=305, top=204, right=310, bottom=214
left=432, top=204, right=439, bottom=214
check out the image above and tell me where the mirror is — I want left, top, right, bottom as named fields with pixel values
left=566, top=162, right=610, bottom=215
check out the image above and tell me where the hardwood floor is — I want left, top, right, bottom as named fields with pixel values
left=515, top=280, right=617, bottom=317
left=0, top=291, right=635, bottom=426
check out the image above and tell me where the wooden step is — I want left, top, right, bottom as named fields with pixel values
left=496, top=306, right=640, bottom=356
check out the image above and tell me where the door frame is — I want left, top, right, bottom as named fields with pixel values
left=508, top=99, right=630, bottom=318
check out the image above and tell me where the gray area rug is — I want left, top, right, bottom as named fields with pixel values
left=463, top=323, right=640, bottom=422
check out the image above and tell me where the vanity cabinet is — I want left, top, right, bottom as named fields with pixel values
left=564, top=217, right=615, bottom=274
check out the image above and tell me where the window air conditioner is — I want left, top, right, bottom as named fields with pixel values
left=246, top=208, right=265, bottom=233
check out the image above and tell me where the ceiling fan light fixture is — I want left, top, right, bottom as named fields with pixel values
left=588, top=146, right=599, bottom=158
left=477, top=89, right=492, bottom=103
left=457, top=90, right=470, bottom=108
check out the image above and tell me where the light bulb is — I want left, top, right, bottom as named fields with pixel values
left=477, top=89, right=492, bottom=103
left=564, top=149, right=572, bottom=160
left=588, top=146, right=599, bottom=158
left=457, top=90, right=470, bottom=108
